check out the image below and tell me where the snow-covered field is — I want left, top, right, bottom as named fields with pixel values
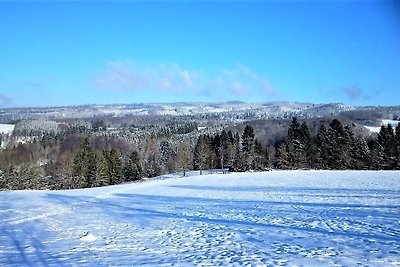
left=364, top=120, right=400, bottom=133
left=0, top=124, right=14, bottom=134
left=1, top=171, right=399, bottom=266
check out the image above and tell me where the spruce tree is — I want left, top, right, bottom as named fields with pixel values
left=72, top=137, right=97, bottom=188
left=220, top=130, right=230, bottom=169
left=376, top=124, right=397, bottom=169
left=253, top=140, right=265, bottom=170
left=396, top=124, right=400, bottom=169
left=351, top=137, right=370, bottom=170
left=96, top=152, right=110, bottom=186
left=275, top=142, right=289, bottom=169
left=124, top=150, right=142, bottom=182
left=285, top=118, right=312, bottom=169
left=241, top=125, right=256, bottom=171
left=108, top=148, right=123, bottom=185
left=327, top=119, right=350, bottom=169
left=316, top=124, right=330, bottom=169
left=225, top=131, right=236, bottom=170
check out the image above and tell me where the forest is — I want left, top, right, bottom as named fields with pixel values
left=1, top=117, right=399, bottom=190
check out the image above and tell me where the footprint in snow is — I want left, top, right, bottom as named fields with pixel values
left=80, top=231, right=97, bottom=242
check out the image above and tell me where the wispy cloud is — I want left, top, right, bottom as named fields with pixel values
left=340, top=85, right=370, bottom=100
left=210, top=63, right=275, bottom=97
left=320, top=85, right=375, bottom=103
left=91, top=60, right=146, bottom=92
left=90, top=60, right=275, bottom=99
left=90, top=60, right=198, bottom=94
left=0, top=93, right=12, bottom=106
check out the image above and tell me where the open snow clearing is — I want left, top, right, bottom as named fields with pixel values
left=0, top=170, right=399, bottom=266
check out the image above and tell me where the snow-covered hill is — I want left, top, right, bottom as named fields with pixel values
left=0, top=101, right=355, bottom=121
left=1, top=171, right=399, bottom=266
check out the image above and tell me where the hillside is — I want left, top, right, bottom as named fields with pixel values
left=1, top=171, right=399, bottom=266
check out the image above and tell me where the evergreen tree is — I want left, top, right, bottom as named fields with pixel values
left=109, top=148, right=123, bottom=184
left=275, top=142, right=289, bottom=169
left=396, top=124, right=400, bottom=169
left=285, top=118, right=312, bottom=169
left=96, top=152, right=110, bottom=186
left=375, top=124, right=397, bottom=169
left=241, top=125, right=256, bottom=171
left=224, top=131, right=236, bottom=170
left=300, top=121, right=314, bottom=167
left=351, top=137, right=370, bottom=170
left=253, top=140, right=266, bottom=170
left=233, top=133, right=241, bottom=171
left=326, top=119, right=352, bottom=169
left=102, top=148, right=123, bottom=185
left=159, top=140, right=176, bottom=173
left=124, top=150, right=142, bottom=182
left=72, top=137, right=97, bottom=188
left=193, top=134, right=211, bottom=174
left=220, top=130, right=230, bottom=169
left=316, top=125, right=330, bottom=169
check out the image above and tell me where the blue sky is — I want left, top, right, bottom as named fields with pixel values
left=0, top=1, right=399, bottom=107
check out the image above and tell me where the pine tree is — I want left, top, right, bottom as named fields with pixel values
left=96, top=152, right=110, bottom=186
left=327, top=119, right=348, bottom=169
left=351, top=137, right=370, bottom=170
left=299, top=121, right=313, bottom=167
left=275, top=142, right=289, bottom=169
left=316, top=125, right=330, bottom=169
left=224, top=131, right=236, bottom=170
left=72, top=137, right=97, bottom=188
left=241, top=125, right=256, bottom=171
left=124, top=150, right=142, bottom=182
left=159, top=140, right=176, bottom=173
left=108, top=148, right=123, bottom=185
left=376, top=124, right=397, bottom=169
left=253, top=140, right=265, bottom=170
left=285, top=118, right=312, bottom=169
left=396, top=124, right=400, bottom=169
left=220, top=130, right=230, bottom=169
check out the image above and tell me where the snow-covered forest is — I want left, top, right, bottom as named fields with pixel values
left=1, top=114, right=399, bottom=190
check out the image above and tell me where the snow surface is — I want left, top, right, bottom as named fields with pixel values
left=1, top=170, right=399, bottom=266
left=364, top=120, right=400, bottom=133
left=0, top=124, right=14, bottom=134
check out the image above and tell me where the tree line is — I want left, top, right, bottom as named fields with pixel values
left=277, top=118, right=400, bottom=170
left=1, top=117, right=399, bottom=190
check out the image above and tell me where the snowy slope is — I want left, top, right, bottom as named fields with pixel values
left=1, top=171, right=399, bottom=266
left=0, top=124, right=14, bottom=134
left=364, top=119, right=400, bottom=133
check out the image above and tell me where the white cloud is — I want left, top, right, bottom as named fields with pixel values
left=210, top=63, right=275, bottom=97
left=90, top=60, right=275, bottom=99
left=91, top=60, right=145, bottom=92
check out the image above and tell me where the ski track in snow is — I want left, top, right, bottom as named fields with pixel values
left=0, top=170, right=399, bottom=266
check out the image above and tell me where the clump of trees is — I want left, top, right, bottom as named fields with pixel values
left=276, top=118, right=400, bottom=170
left=71, top=138, right=142, bottom=188
left=1, top=117, right=400, bottom=190
left=193, top=126, right=268, bottom=173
